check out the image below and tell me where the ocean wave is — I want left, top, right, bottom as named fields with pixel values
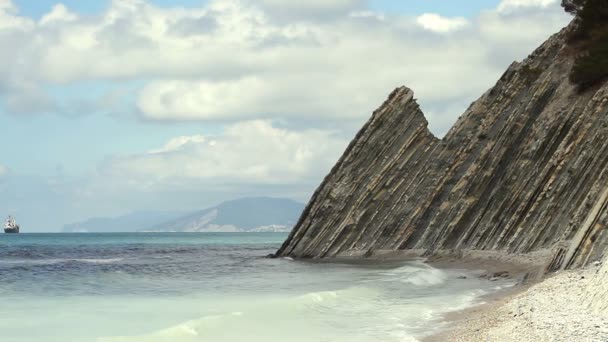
left=0, top=258, right=124, bottom=266
left=73, top=258, right=125, bottom=264
left=97, top=312, right=245, bottom=342
left=87, top=280, right=493, bottom=342
left=292, top=287, right=377, bottom=308
left=96, top=287, right=384, bottom=342
left=379, top=262, right=448, bottom=286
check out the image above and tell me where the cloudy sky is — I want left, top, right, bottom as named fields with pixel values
left=0, top=0, right=569, bottom=231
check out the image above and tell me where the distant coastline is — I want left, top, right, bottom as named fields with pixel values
left=62, top=197, right=303, bottom=233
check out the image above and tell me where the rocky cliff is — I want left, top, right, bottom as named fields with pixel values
left=276, top=22, right=608, bottom=271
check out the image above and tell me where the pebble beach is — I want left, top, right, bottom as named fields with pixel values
left=428, top=261, right=608, bottom=341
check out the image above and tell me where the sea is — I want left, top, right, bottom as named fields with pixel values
left=0, top=233, right=513, bottom=342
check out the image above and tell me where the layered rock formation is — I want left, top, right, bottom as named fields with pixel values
left=276, top=22, right=608, bottom=271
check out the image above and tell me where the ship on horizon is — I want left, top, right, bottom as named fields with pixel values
left=4, top=216, right=20, bottom=234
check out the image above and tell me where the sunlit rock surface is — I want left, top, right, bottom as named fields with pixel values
left=277, top=23, right=608, bottom=271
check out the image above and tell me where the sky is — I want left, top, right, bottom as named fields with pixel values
left=0, top=0, right=570, bottom=231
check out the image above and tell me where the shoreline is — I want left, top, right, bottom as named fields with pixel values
left=281, top=250, right=608, bottom=341
left=421, top=280, right=530, bottom=342
left=279, top=250, right=608, bottom=341
left=420, top=254, right=540, bottom=341
left=424, top=262, right=608, bottom=341
left=284, top=248, right=551, bottom=285
left=281, top=249, right=548, bottom=341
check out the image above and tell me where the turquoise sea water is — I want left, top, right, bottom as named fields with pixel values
left=0, top=233, right=511, bottom=341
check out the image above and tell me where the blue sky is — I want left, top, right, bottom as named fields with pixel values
left=0, top=0, right=569, bottom=231
left=15, top=0, right=503, bottom=19
left=369, top=0, right=501, bottom=16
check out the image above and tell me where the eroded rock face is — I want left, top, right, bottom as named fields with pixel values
left=277, top=23, right=608, bottom=270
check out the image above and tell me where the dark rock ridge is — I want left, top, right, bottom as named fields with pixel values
left=276, top=22, right=608, bottom=271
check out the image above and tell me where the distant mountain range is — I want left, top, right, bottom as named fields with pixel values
left=143, top=197, right=304, bottom=232
left=62, top=197, right=304, bottom=233
left=62, top=211, right=185, bottom=233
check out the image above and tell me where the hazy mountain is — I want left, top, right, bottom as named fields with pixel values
left=142, top=197, right=305, bottom=232
left=62, top=211, right=185, bottom=233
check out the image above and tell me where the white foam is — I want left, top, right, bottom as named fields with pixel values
left=0, top=258, right=124, bottom=265
left=380, top=262, right=448, bottom=286
left=73, top=258, right=124, bottom=264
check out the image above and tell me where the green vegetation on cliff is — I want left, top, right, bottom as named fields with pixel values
left=571, top=35, right=608, bottom=89
left=563, top=0, right=608, bottom=90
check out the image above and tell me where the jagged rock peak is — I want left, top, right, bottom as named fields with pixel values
left=277, top=20, right=608, bottom=272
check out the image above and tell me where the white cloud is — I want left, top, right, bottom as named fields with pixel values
left=497, top=0, right=558, bottom=12
left=40, top=4, right=78, bottom=26
left=148, top=135, right=206, bottom=154
left=255, top=0, right=365, bottom=20
left=136, top=73, right=393, bottom=121
left=416, top=14, right=468, bottom=33
left=0, top=0, right=32, bottom=30
left=137, top=78, right=271, bottom=121
left=97, top=121, right=348, bottom=190
left=0, top=0, right=570, bottom=135
left=258, top=0, right=362, bottom=12
left=478, top=4, right=569, bottom=59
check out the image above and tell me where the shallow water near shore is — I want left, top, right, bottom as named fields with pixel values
left=0, top=233, right=513, bottom=342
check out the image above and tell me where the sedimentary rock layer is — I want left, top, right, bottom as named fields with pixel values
left=277, top=23, right=608, bottom=270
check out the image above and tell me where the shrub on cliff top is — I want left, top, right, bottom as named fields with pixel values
left=573, top=0, right=608, bottom=37
left=563, top=0, right=608, bottom=91
left=570, top=33, right=608, bottom=90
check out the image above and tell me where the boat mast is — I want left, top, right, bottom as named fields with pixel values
left=5, top=216, right=16, bottom=228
